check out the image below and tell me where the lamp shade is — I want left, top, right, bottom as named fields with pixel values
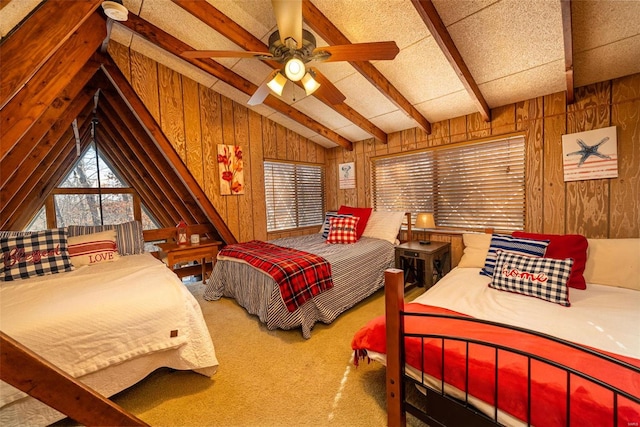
left=267, top=71, right=287, bottom=96
left=301, top=71, right=321, bottom=96
left=415, top=212, right=435, bottom=229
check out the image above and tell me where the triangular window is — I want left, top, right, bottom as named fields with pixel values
left=60, top=142, right=127, bottom=188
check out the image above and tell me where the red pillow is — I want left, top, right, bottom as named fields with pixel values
left=512, top=231, right=588, bottom=289
left=326, top=216, right=359, bottom=244
left=337, top=206, right=372, bottom=239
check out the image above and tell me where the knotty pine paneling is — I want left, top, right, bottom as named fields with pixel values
left=158, top=64, right=186, bottom=163
left=610, top=74, right=640, bottom=237
left=182, top=77, right=204, bottom=188
left=327, top=73, right=640, bottom=245
left=129, top=50, right=159, bottom=123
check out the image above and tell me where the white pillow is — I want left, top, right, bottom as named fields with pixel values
left=457, top=233, right=492, bottom=268
left=583, top=238, right=640, bottom=290
left=362, top=211, right=406, bottom=244
left=68, top=230, right=119, bottom=267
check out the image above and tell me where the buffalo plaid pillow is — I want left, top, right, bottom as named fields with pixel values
left=326, top=216, right=359, bottom=244
left=1, top=228, right=74, bottom=281
left=320, top=212, right=352, bottom=239
left=490, top=250, right=573, bottom=306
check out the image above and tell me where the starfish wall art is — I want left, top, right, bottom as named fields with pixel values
left=561, top=126, right=618, bottom=182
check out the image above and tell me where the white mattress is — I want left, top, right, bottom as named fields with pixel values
left=0, top=253, right=218, bottom=423
left=412, top=266, right=640, bottom=359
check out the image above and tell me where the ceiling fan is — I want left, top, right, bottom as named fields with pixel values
left=181, top=0, right=400, bottom=106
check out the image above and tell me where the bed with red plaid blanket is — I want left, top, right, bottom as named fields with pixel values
left=218, top=240, right=333, bottom=312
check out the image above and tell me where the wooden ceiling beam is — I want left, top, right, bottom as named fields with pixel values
left=0, top=13, right=105, bottom=159
left=98, top=97, right=197, bottom=225
left=302, top=0, right=432, bottom=134
left=1, top=113, right=93, bottom=229
left=411, top=0, right=490, bottom=122
left=171, top=0, right=388, bottom=144
left=561, top=0, right=575, bottom=104
left=96, top=125, right=176, bottom=227
left=98, top=89, right=200, bottom=225
left=1, top=70, right=103, bottom=185
left=0, top=0, right=102, bottom=109
left=116, top=13, right=353, bottom=151
left=0, top=96, right=94, bottom=222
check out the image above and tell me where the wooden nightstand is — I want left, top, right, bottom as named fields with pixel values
left=156, top=239, right=222, bottom=281
left=395, top=241, right=451, bottom=291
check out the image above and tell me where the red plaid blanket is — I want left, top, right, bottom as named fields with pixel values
left=219, top=240, right=333, bottom=312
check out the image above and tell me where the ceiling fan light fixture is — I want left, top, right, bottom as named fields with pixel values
left=302, top=71, right=321, bottom=96
left=284, top=57, right=305, bottom=81
left=267, top=71, right=287, bottom=96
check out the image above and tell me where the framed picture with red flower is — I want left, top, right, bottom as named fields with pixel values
left=217, top=144, right=244, bottom=195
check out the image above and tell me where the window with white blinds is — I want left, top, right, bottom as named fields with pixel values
left=371, top=136, right=526, bottom=231
left=264, top=161, right=325, bottom=232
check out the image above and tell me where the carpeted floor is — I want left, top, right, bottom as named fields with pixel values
left=108, top=282, right=426, bottom=426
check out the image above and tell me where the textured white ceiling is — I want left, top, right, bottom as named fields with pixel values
left=4, top=0, right=640, bottom=148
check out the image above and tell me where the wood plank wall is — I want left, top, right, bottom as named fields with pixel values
left=109, top=39, right=639, bottom=259
left=108, top=42, right=326, bottom=243
left=326, top=73, right=640, bottom=266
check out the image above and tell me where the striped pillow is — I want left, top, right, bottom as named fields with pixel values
left=67, top=220, right=144, bottom=255
left=490, top=250, right=573, bottom=306
left=1, top=228, right=74, bottom=281
left=480, top=234, right=549, bottom=277
left=68, top=230, right=119, bottom=267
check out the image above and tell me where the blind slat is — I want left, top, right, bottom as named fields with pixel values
left=264, top=161, right=325, bottom=232
left=372, top=136, right=525, bottom=230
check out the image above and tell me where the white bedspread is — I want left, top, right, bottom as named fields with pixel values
left=412, top=267, right=640, bottom=359
left=0, top=253, right=218, bottom=407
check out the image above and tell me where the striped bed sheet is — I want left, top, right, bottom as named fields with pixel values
left=203, top=234, right=395, bottom=338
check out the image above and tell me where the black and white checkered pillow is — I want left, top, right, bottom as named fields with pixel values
left=490, top=250, right=573, bottom=306
left=67, top=220, right=145, bottom=255
left=1, top=228, right=74, bottom=281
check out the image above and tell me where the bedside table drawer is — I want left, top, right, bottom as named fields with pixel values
left=401, top=250, right=423, bottom=259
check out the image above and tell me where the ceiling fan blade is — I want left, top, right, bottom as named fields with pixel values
left=181, top=50, right=272, bottom=59
left=309, top=67, right=346, bottom=105
left=248, top=70, right=279, bottom=106
left=272, top=0, right=302, bottom=48
left=315, top=41, right=400, bottom=62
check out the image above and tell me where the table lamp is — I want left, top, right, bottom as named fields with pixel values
left=415, top=213, right=435, bottom=245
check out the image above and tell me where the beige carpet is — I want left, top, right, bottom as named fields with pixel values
left=108, top=282, right=426, bottom=427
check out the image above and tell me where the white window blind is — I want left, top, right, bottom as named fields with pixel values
left=264, top=161, right=325, bottom=232
left=371, top=136, right=525, bottom=231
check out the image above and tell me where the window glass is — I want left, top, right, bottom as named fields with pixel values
left=25, top=206, right=47, bottom=232
left=60, top=143, right=127, bottom=188
left=264, top=161, right=325, bottom=232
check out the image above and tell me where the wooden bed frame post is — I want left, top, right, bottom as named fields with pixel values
left=0, top=332, right=148, bottom=426
left=385, top=268, right=406, bottom=427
